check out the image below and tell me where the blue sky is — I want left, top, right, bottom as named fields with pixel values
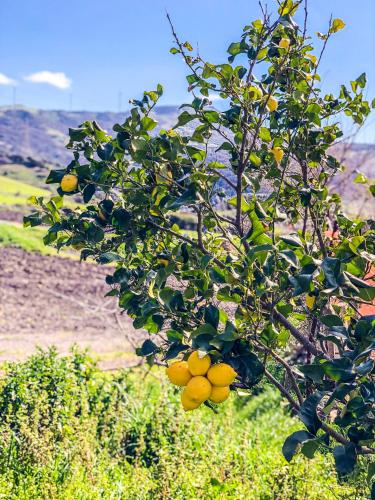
left=0, top=0, right=374, bottom=141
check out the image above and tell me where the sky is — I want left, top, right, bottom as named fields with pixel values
left=0, top=0, right=374, bottom=141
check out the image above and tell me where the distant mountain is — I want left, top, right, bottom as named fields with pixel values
left=0, top=106, right=180, bottom=166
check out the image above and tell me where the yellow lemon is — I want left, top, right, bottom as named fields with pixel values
left=207, top=363, right=237, bottom=387
left=187, top=351, right=211, bottom=376
left=279, top=38, right=290, bottom=49
left=60, top=174, right=78, bottom=192
left=185, top=376, right=212, bottom=403
left=271, top=147, right=284, bottom=163
left=166, top=361, right=192, bottom=386
left=181, top=389, right=201, bottom=411
left=266, top=96, right=278, bottom=113
left=209, top=385, right=230, bottom=404
left=306, top=294, right=316, bottom=310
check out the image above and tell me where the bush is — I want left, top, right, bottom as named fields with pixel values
left=0, top=348, right=370, bottom=499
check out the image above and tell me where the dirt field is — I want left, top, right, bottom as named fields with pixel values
left=0, top=247, right=145, bottom=368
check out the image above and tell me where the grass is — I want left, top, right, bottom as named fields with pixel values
left=0, top=347, right=370, bottom=499
left=0, top=174, right=50, bottom=206
left=0, top=164, right=49, bottom=190
left=0, top=221, right=57, bottom=254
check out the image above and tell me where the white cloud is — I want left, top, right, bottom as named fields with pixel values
left=24, top=71, right=71, bottom=89
left=0, top=73, right=16, bottom=86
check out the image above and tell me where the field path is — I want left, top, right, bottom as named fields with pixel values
left=0, top=247, right=144, bottom=368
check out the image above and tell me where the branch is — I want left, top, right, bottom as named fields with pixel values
left=272, top=309, right=329, bottom=359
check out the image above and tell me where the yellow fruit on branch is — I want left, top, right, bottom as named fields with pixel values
left=187, top=351, right=211, bottom=376
left=266, top=96, right=278, bottom=112
left=209, top=385, right=230, bottom=404
left=166, top=361, right=192, bottom=386
left=60, top=174, right=78, bottom=192
left=181, top=389, right=201, bottom=411
left=306, top=294, right=316, bottom=310
left=185, top=376, right=212, bottom=403
left=270, top=147, right=284, bottom=163
left=207, top=363, right=237, bottom=387
left=279, top=38, right=290, bottom=49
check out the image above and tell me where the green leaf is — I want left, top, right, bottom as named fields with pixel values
left=280, top=234, right=304, bottom=248
left=282, top=430, right=315, bottom=462
left=320, top=315, right=343, bottom=327
left=289, top=274, right=312, bottom=296
left=354, top=172, right=368, bottom=184
left=259, top=127, right=272, bottom=142
left=333, top=444, right=357, bottom=476
left=322, top=257, right=341, bottom=288
left=204, top=305, right=220, bottom=329
left=298, top=392, right=323, bottom=435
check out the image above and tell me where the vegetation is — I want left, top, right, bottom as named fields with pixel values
left=0, top=221, right=57, bottom=254
left=0, top=348, right=369, bottom=499
left=26, top=0, right=375, bottom=491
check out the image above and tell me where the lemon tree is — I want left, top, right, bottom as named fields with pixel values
left=26, top=0, right=375, bottom=484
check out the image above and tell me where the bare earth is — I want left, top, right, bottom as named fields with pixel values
left=0, top=247, right=144, bottom=368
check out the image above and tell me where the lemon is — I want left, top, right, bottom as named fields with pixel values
left=181, top=389, right=201, bottom=411
left=271, top=147, right=284, bottom=163
left=60, top=174, right=78, bottom=192
left=166, top=361, right=192, bottom=386
left=187, top=351, right=211, bottom=376
left=209, top=385, right=230, bottom=404
left=306, top=294, right=316, bottom=310
left=185, top=376, right=212, bottom=403
left=266, top=96, right=278, bottom=113
left=279, top=38, right=290, bottom=49
left=207, top=363, right=237, bottom=387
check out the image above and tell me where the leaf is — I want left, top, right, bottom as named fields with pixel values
left=166, top=185, right=197, bottom=211
left=204, top=305, right=220, bottom=329
left=354, top=172, right=368, bottom=184
left=320, top=315, right=343, bottom=327
left=280, top=234, right=304, bottom=248
left=298, top=392, right=323, bottom=435
left=322, top=257, right=341, bottom=288
left=282, top=430, right=315, bottom=462
left=259, top=127, right=272, bottom=142
left=289, top=274, right=312, bottom=296
left=331, top=18, right=346, bottom=33
left=333, top=444, right=357, bottom=476
left=138, top=339, right=159, bottom=357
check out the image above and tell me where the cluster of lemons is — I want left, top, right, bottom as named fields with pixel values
left=166, top=351, right=237, bottom=411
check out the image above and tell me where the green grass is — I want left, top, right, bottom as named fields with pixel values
left=0, top=348, right=370, bottom=499
left=0, top=174, right=50, bottom=206
left=0, top=221, right=57, bottom=254
left=0, top=164, right=50, bottom=190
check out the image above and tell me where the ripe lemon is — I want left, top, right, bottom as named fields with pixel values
left=60, top=174, right=78, bottom=192
left=166, top=361, right=192, bottom=386
left=266, top=96, right=278, bottom=113
left=306, top=294, right=316, bottom=309
left=209, top=385, right=230, bottom=403
left=181, top=389, right=201, bottom=411
left=279, top=38, right=290, bottom=49
left=185, top=376, right=212, bottom=403
left=271, top=147, right=284, bottom=163
left=187, top=351, right=211, bottom=376
left=207, top=363, right=237, bottom=387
